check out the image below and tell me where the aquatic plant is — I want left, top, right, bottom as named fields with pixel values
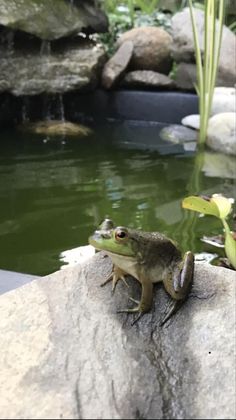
left=182, top=194, right=236, bottom=269
left=188, top=0, right=225, bottom=144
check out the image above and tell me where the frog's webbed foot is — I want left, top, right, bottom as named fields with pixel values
left=116, top=301, right=144, bottom=325
left=100, top=265, right=129, bottom=294
left=117, top=282, right=153, bottom=325
left=159, top=299, right=182, bottom=326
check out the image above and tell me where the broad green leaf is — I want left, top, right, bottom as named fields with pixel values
left=225, top=231, right=236, bottom=270
left=211, top=195, right=232, bottom=219
left=182, top=196, right=220, bottom=217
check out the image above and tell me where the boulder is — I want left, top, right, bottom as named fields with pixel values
left=160, top=124, right=197, bottom=143
left=18, top=120, right=93, bottom=137
left=0, top=252, right=235, bottom=419
left=175, top=62, right=235, bottom=90
left=122, top=70, right=175, bottom=89
left=0, top=39, right=106, bottom=95
left=171, top=8, right=236, bottom=87
left=182, top=88, right=235, bottom=129
left=207, top=112, right=236, bottom=156
left=101, top=41, right=133, bottom=89
left=211, top=87, right=236, bottom=115
left=181, top=114, right=200, bottom=130
left=116, top=27, right=173, bottom=74
left=0, top=0, right=108, bottom=40
left=174, top=62, right=197, bottom=90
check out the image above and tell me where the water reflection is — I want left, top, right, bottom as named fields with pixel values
left=0, top=122, right=235, bottom=275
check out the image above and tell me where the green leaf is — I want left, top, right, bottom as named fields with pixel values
left=211, top=195, right=232, bottom=219
left=225, top=231, right=236, bottom=269
left=182, top=196, right=220, bottom=217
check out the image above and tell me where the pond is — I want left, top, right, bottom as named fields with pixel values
left=0, top=120, right=234, bottom=276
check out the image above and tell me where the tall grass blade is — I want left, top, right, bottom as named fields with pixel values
left=188, top=0, right=225, bottom=145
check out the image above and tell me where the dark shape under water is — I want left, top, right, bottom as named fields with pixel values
left=18, top=120, right=92, bottom=137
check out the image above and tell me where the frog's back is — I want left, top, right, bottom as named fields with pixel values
left=130, top=229, right=181, bottom=266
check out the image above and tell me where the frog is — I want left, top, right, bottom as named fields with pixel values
left=89, top=219, right=194, bottom=325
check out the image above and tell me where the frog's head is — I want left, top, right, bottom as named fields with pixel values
left=89, top=219, right=137, bottom=257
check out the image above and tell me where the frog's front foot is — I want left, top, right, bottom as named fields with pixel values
left=100, top=265, right=129, bottom=293
left=116, top=301, right=144, bottom=325
left=117, top=285, right=153, bottom=325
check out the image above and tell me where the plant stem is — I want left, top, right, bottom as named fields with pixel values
left=188, top=0, right=225, bottom=145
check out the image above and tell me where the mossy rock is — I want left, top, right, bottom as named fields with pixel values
left=0, top=0, right=108, bottom=40
left=19, top=120, right=93, bottom=137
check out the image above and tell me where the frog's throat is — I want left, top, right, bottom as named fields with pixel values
left=105, top=250, right=136, bottom=260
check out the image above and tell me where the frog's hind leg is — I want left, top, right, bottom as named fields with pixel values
left=100, top=265, right=129, bottom=293
left=161, top=251, right=194, bottom=325
left=159, top=299, right=183, bottom=326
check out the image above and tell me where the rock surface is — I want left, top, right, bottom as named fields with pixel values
left=101, top=41, right=133, bottom=89
left=160, top=124, right=197, bottom=143
left=211, top=87, right=236, bottom=115
left=122, top=70, right=175, bottom=89
left=18, top=120, right=93, bottom=137
left=0, top=252, right=235, bottom=419
left=207, top=112, right=236, bottom=156
left=0, top=39, right=106, bottom=95
left=171, top=8, right=236, bottom=87
left=116, top=27, right=173, bottom=74
left=174, top=62, right=198, bottom=90
left=181, top=114, right=200, bottom=130
left=181, top=88, right=235, bottom=129
left=175, top=62, right=236, bottom=90
left=0, top=0, right=108, bottom=40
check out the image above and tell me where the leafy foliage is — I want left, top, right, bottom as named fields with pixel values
left=182, top=194, right=236, bottom=269
left=98, top=4, right=171, bottom=55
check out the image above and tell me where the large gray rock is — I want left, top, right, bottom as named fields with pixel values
left=0, top=252, right=235, bottom=419
left=101, top=41, right=134, bottom=89
left=116, top=27, right=173, bottom=74
left=0, top=0, right=108, bottom=40
left=211, top=87, right=236, bottom=115
left=181, top=88, right=236, bottom=129
left=160, top=124, right=197, bottom=143
left=0, top=39, right=106, bottom=95
left=175, top=62, right=235, bottom=90
left=181, top=114, right=200, bottom=130
left=171, top=8, right=236, bottom=87
left=122, top=70, right=175, bottom=89
left=207, top=112, right=236, bottom=156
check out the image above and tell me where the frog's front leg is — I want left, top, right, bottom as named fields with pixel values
left=100, top=265, right=129, bottom=293
left=161, top=251, right=194, bottom=325
left=117, top=279, right=153, bottom=323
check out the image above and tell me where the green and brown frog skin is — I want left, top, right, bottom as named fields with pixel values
left=89, top=219, right=194, bottom=325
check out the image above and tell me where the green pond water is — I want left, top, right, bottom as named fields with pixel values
left=0, top=121, right=235, bottom=276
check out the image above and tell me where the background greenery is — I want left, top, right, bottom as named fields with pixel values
left=98, top=0, right=235, bottom=55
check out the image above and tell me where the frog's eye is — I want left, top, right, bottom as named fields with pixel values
left=115, top=227, right=128, bottom=242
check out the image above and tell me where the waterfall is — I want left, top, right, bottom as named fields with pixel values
left=6, top=30, right=15, bottom=56
left=21, top=97, right=30, bottom=123
left=40, top=40, right=51, bottom=56
left=58, top=94, right=65, bottom=123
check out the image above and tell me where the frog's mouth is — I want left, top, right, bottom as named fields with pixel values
left=89, top=233, right=135, bottom=258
